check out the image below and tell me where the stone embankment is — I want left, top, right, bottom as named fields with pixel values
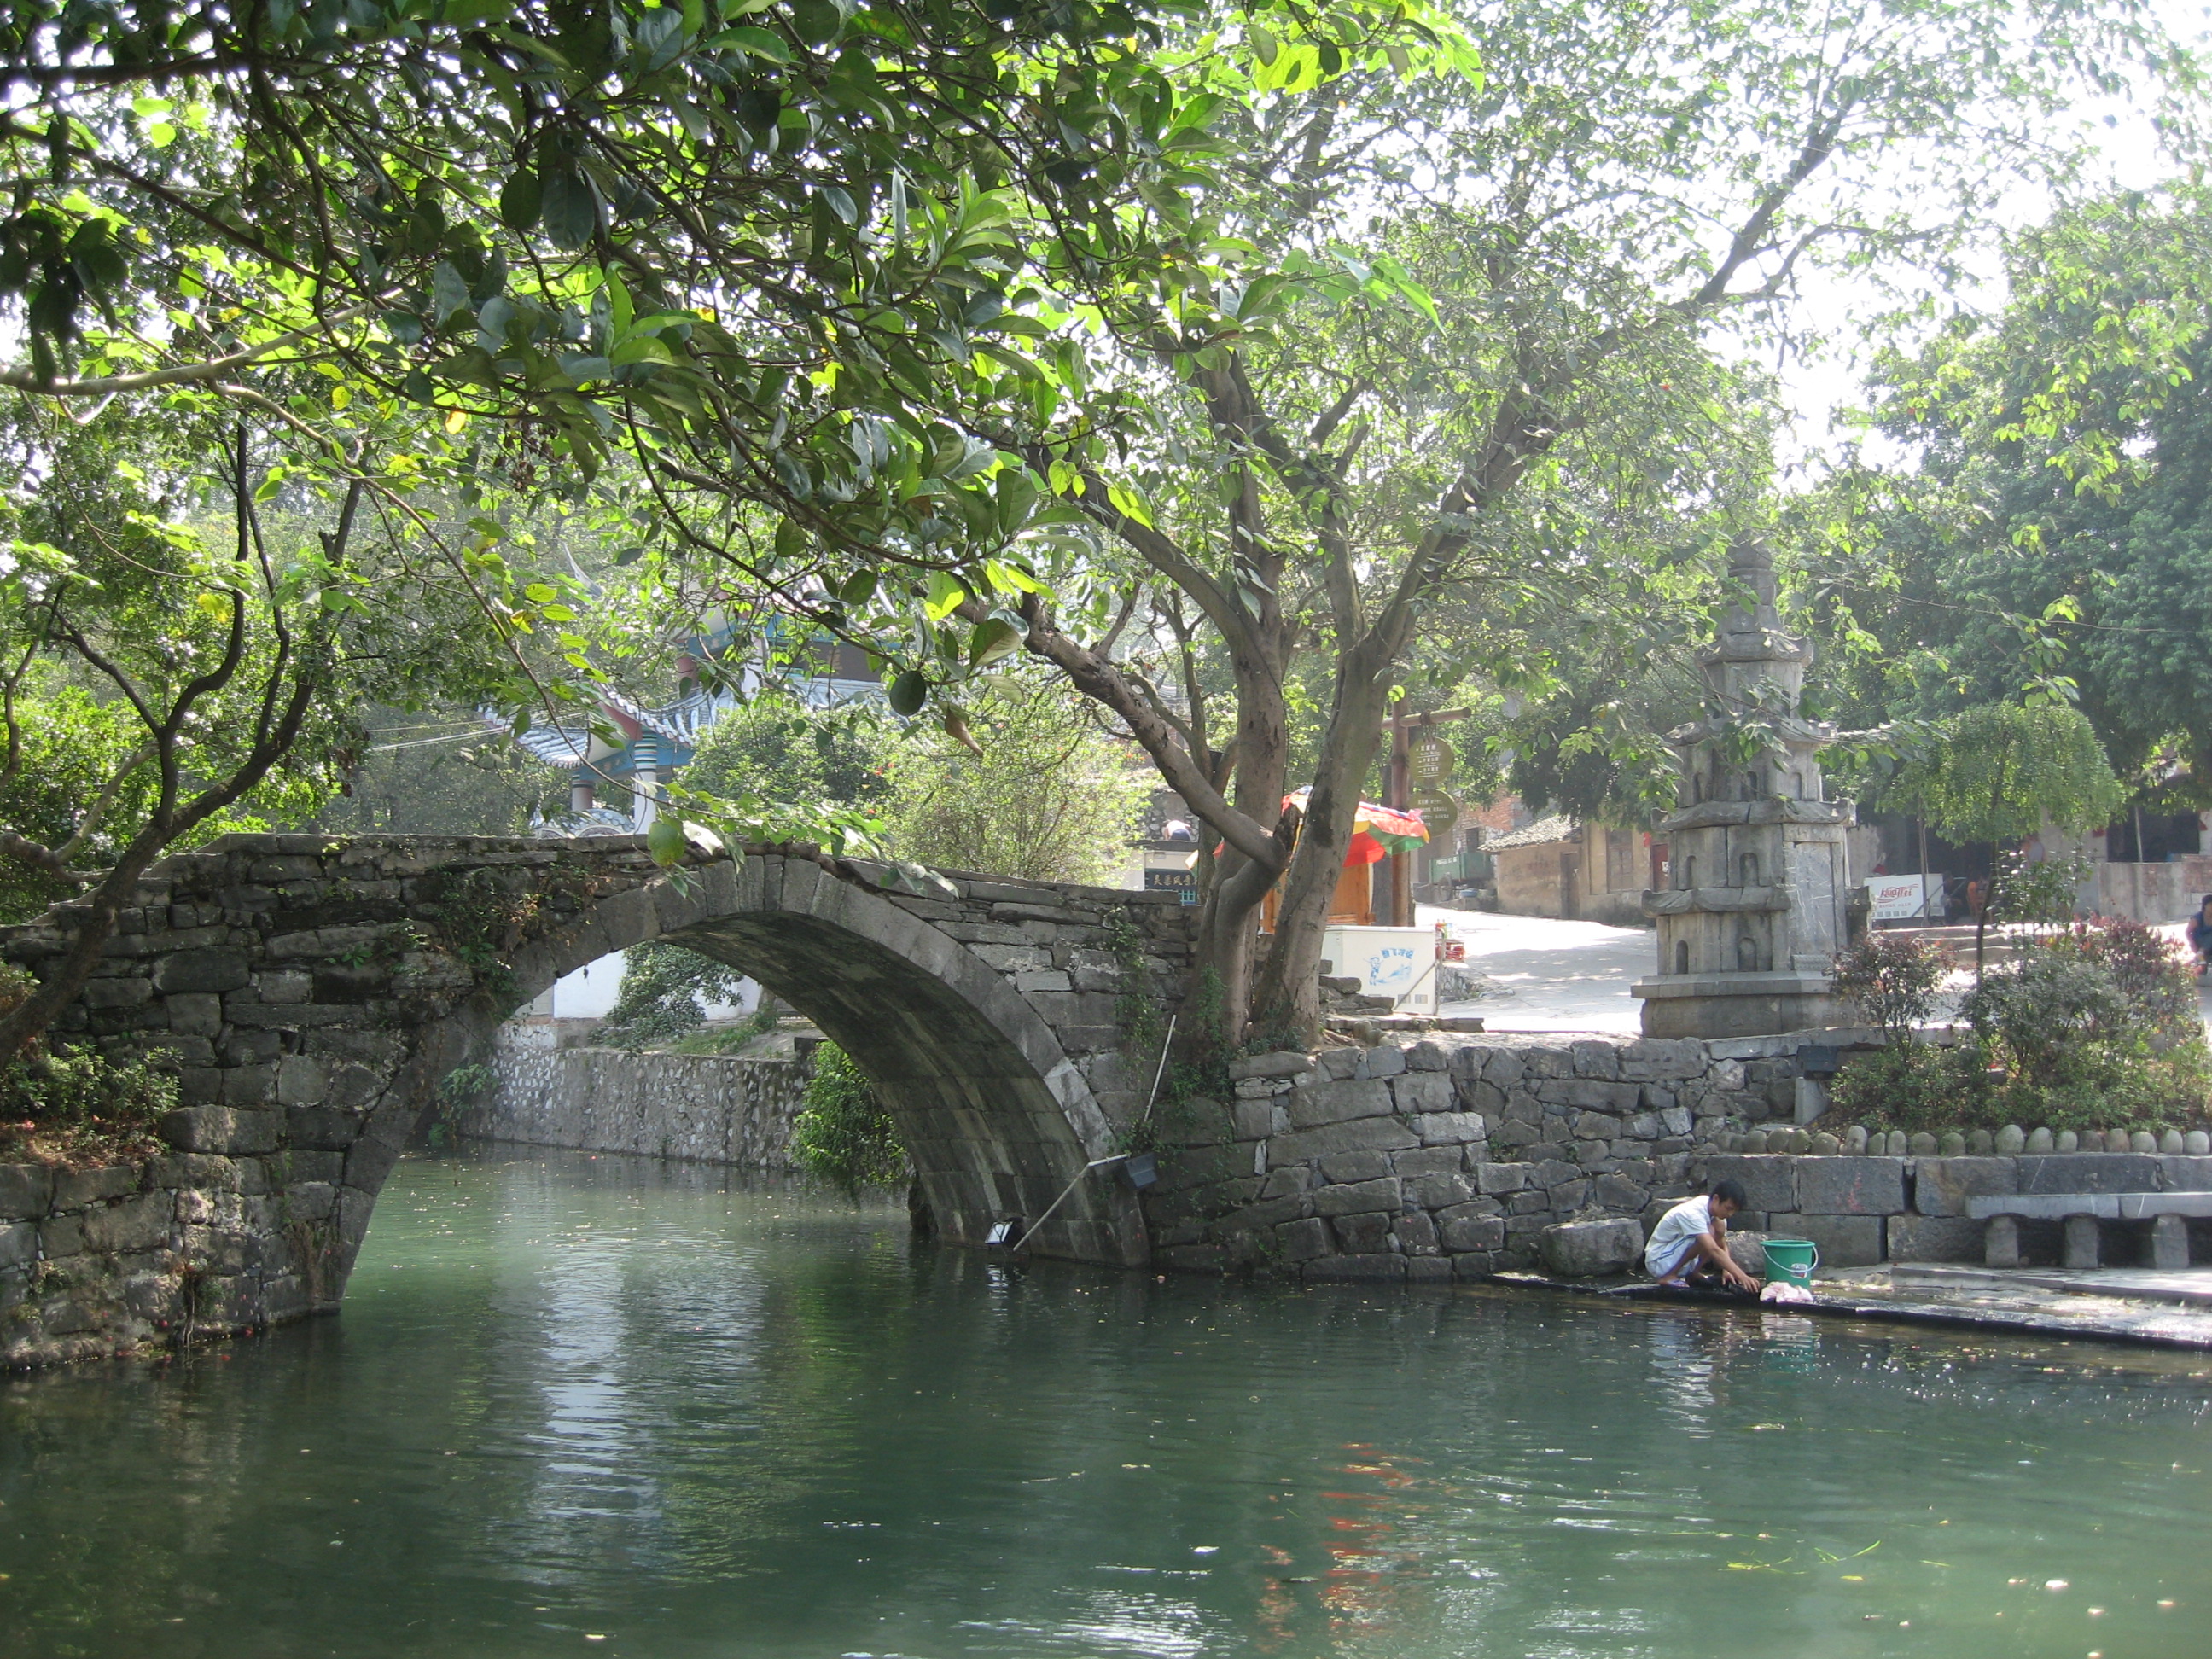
left=1143, top=1030, right=1832, bottom=1280
left=1701, top=1149, right=2212, bottom=1268
left=451, top=1022, right=808, bottom=1167
left=1141, top=1028, right=2212, bottom=1279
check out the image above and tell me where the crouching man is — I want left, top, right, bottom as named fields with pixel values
left=1645, top=1179, right=1759, bottom=1292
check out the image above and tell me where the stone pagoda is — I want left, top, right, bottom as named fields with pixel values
left=1632, top=540, right=1855, bottom=1037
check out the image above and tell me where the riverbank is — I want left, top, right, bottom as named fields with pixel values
left=447, top=1019, right=810, bottom=1168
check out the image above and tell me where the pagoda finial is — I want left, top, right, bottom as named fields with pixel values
left=1726, top=538, right=1779, bottom=626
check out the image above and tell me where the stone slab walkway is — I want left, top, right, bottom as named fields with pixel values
left=1888, top=1262, right=2212, bottom=1307
left=1494, top=1266, right=2212, bottom=1350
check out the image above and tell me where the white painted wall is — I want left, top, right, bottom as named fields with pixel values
left=517, top=950, right=759, bottom=1022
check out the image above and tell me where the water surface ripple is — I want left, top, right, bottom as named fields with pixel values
left=3, top=1148, right=2209, bottom=1657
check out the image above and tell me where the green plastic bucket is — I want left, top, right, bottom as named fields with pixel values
left=1763, top=1238, right=1819, bottom=1284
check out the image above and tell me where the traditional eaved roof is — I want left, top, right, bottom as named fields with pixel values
left=1483, top=814, right=1578, bottom=851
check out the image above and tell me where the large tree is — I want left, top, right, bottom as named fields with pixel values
left=0, top=0, right=1447, bottom=1052
left=702, top=0, right=2195, bottom=1043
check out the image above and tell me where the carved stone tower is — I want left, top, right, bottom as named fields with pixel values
left=1632, top=541, right=1854, bottom=1037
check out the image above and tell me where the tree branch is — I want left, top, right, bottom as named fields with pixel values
left=0, top=304, right=374, bottom=396
left=1019, top=594, right=1286, bottom=870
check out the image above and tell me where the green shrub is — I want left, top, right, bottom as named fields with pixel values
left=0, top=1045, right=178, bottom=1164
left=427, top=1062, right=495, bottom=1150
left=1828, top=1041, right=1992, bottom=1133
left=664, top=1004, right=782, bottom=1055
left=1834, top=919, right=2211, bottom=1133
left=789, top=1042, right=905, bottom=1199
left=1959, top=919, right=2209, bottom=1129
left=1831, top=933, right=1952, bottom=1038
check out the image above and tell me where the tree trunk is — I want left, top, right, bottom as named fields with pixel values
left=1246, top=661, right=1395, bottom=1047
left=1181, top=634, right=1295, bottom=1051
left=0, top=841, right=168, bottom=1057
left=1974, top=841, right=1992, bottom=977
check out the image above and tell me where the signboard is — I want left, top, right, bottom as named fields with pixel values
left=1409, top=731, right=1455, bottom=785
left=1866, top=873, right=1931, bottom=922
left=1322, top=925, right=1437, bottom=1013
left=1410, top=785, right=1459, bottom=841
left=1144, top=868, right=1199, bottom=906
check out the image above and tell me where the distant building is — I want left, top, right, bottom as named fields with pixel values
left=1860, top=806, right=2212, bottom=926
left=508, top=619, right=878, bottom=835
left=1486, top=816, right=1658, bottom=928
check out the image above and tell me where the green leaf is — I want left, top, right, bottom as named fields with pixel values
left=887, top=668, right=928, bottom=716
left=498, top=168, right=543, bottom=231
left=541, top=168, right=598, bottom=250
left=1106, top=482, right=1154, bottom=528
left=789, top=0, right=841, bottom=46
left=967, top=616, right=1020, bottom=666
left=720, top=25, right=793, bottom=62
left=924, top=570, right=968, bottom=620
left=646, top=814, right=688, bottom=867
left=432, top=260, right=474, bottom=324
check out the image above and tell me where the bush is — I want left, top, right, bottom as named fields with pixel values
left=1959, top=924, right=2211, bottom=1129
left=789, top=1043, right=905, bottom=1200
left=0, top=964, right=178, bottom=1163
left=597, top=941, right=751, bottom=1050
left=1828, top=1041, right=1993, bottom=1133
left=0, top=1046, right=178, bottom=1165
left=2044, top=917, right=2198, bottom=1040
left=1830, top=917, right=2211, bottom=1133
left=1831, top=933, right=1951, bottom=1038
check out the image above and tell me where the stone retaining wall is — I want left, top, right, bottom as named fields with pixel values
left=1700, top=1150, right=2212, bottom=1268
left=453, top=1023, right=807, bottom=1168
left=1142, top=1031, right=1837, bottom=1280
left=1141, top=1027, right=2212, bottom=1279
left=0, top=1150, right=335, bottom=1371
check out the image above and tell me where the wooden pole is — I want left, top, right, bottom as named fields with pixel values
left=1388, top=708, right=1412, bottom=927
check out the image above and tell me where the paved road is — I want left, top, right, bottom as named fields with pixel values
left=1424, top=908, right=2212, bottom=1037
left=1424, top=905, right=1650, bottom=1034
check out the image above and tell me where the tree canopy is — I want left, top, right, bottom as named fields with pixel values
left=1805, top=186, right=2212, bottom=805
left=1, top=0, right=2203, bottom=1051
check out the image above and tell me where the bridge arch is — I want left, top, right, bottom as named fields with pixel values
left=482, top=851, right=1150, bottom=1266
left=0, top=835, right=1185, bottom=1359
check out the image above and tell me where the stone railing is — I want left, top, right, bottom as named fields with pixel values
left=1700, top=1150, right=2212, bottom=1268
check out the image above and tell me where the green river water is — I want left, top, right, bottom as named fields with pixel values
left=3, top=1146, right=2210, bottom=1658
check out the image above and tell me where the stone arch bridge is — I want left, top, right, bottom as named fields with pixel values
left=0, top=835, right=1190, bottom=1365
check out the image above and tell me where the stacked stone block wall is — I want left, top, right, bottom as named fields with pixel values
left=455, top=1024, right=809, bottom=1168
left=1143, top=1031, right=1824, bottom=1281
left=1144, top=1024, right=2212, bottom=1279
